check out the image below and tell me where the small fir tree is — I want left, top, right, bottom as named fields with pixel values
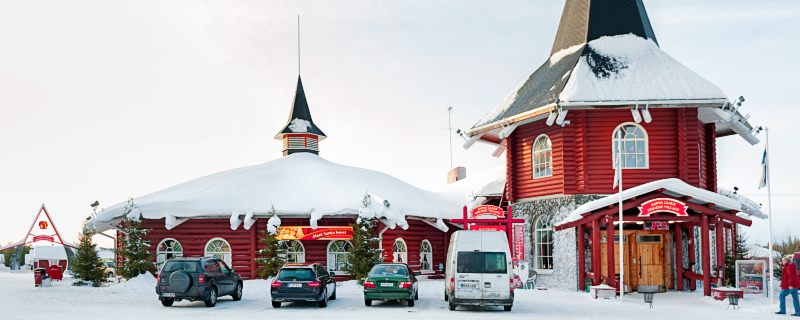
left=72, top=228, right=107, bottom=283
left=724, top=232, right=749, bottom=286
left=255, top=208, right=285, bottom=279
left=346, top=194, right=383, bottom=282
left=117, top=200, right=154, bottom=279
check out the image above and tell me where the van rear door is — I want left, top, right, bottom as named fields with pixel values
left=478, top=252, right=510, bottom=300
left=455, top=251, right=483, bottom=300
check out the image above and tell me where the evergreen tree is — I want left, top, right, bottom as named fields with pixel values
left=346, top=194, right=383, bottom=282
left=72, top=228, right=107, bottom=283
left=255, top=208, right=285, bottom=279
left=117, top=200, right=154, bottom=279
left=725, top=231, right=749, bottom=286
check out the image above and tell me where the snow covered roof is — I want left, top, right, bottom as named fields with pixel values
left=560, top=178, right=767, bottom=226
left=89, top=153, right=464, bottom=232
left=31, top=245, right=67, bottom=260
left=275, top=76, right=326, bottom=139
left=438, top=165, right=506, bottom=213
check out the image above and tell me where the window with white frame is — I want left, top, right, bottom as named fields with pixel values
left=204, top=238, right=232, bottom=266
left=280, top=240, right=305, bottom=263
left=156, top=238, right=183, bottom=270
left=533, top=134, right=553, bottom=178
left=534, top=215, right=554, bottom=271
left=419, top=240, right=433, bottom=272
left=393, top=238, right=408, bottom=263
left=327, top=240, right=352, bottom=273
left=612, top=123, right=648, bottom=169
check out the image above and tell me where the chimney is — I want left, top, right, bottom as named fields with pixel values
left=447, top=167, right=467, bottom=184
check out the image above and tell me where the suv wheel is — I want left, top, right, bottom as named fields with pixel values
left=504, top=305, right=512, bottom=311
left=318, top=289, right=328, bottom=308
left=204, top=287, right=218, bottom=307
left=271, top=301, right=281, bottom=308
left=160, top=298, right=174, bottom=307
left=232, top=282, right=243, bottom=301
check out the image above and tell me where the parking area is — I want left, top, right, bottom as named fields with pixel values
left=0, top=272, right=773, bottom=320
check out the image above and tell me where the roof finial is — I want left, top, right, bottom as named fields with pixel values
left=297, top=14, right=301, bottom=75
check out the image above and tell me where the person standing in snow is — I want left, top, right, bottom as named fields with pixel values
left=777, top=256, right=800, bottom=316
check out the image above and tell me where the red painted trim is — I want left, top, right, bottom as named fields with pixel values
left=715, top=218, right=725, bottom=285
left=591, top=219, right=601, bottom=286
left=701, top=214, right=711, bottom=296
left=577, top=224, right=586, bottom=291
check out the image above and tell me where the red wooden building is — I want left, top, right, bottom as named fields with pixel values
left=89, top=75, right=464, bottom=279
left=463, top=0, right=765, bottom=295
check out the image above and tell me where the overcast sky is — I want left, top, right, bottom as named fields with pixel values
left=1, top=0, right=798, bottom=248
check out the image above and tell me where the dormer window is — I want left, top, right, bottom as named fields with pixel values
left=612, top=123, right=648, bottom=169
left=533, top=134, right=553, bottom=178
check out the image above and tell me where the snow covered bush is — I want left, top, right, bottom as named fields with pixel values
left=255, top=207, right=285, bottom=279
left=345, top=194, right=384, bottom=282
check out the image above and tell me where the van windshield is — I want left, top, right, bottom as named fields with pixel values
left=457, top=252, right=507, bottom=274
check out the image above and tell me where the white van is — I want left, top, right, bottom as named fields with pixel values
left=444, top=230, right=513, bottom=311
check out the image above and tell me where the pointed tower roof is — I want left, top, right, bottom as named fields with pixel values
left=275, top=76, right=327, bottom=139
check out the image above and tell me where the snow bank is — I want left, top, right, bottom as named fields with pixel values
left=288, top=118, right=311, bottom=133
left=115, top=272, right=156, bottom=292
left=560, top=35, right=726, bottom=104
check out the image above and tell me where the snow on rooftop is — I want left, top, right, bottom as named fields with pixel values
left=31, top=245, right=67, bottom=260
left=91, top=153, right=464, bottom=231
left=288, top=118, right=311, bottom=133
left=560, top=35, right=727, bottom=104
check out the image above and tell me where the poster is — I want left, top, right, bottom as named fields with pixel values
left=735, top=260, right=767, bottom=294
left=275, top=226, right=353, bottom=241
left=513, top=224, right=525, bottom=261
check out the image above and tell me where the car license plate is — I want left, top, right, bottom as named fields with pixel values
left=380, top=282, right=394, bottom=287
left=288, top=283, right=302, bottom=288
left=460, top=282, right=477, bottom=289
left=162, top=293, right=176, bottom=297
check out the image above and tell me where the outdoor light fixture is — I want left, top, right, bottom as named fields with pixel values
left=631, top=105, right=643, bottom=123
left=546, top=110, right=557, bottom=126
left=555, top=108, right=569, bottom=126
left=641, top=105, right=652, bottom=123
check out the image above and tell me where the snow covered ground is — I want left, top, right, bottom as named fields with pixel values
left=0, top=272, right=777, bottom=319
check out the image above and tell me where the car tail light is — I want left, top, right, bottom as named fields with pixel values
left=307, top=281, right=321, bottom=288
left=156, top=274, right=161, bottom=283
left=509, top=278, right=515, bottom=292
left=271, top=280, right=283, bottom=289
left=364, top=281, right=376, bottom=289
left=399, top=282, right=412, bottom=289
left=198, top=274, right=206, bottom=284
left=449, top=277, right=455, bottom=292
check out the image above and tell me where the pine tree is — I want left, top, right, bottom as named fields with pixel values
left=117, top=200, right=154, bottom=279
left=255, top=208, right=285, bottom=279
left=725, top=231, right=749, bottom=286
left=72, top=228, right=107, bottom=284
left=346, top=194, right=383, bottom=282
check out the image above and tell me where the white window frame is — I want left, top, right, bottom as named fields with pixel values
left=393, top=238, right=408, bottom=263
left=280, top=240, right=305, bottom=263
left=204, top=237, right=232, bottom=266
left=533, top=215, right=554, bottom=273
left=327, top=240, right=352, bottom=274
left=612, top=123, right=649, bottom=169
left=156, top=238, right=183, bottom=270
left=532, top=134, right=553, bottom=178
left=419, top=240, right=433, bottom=272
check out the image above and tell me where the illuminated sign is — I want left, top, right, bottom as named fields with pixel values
left=38, top=221, right=49, bottom=230
left=468, top=225, right=505, bottom=232
left=275, top=227, right=353, bottom=241
left=469, top=205, right=505, bottom=219
left=638, top=198, right=688, bottom=217
left=32, top=235, right=55, bottom=243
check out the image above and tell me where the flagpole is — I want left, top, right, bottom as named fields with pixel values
left=766, top=126, right=775, bottom=306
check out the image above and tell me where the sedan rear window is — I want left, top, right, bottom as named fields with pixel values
left=162, top=261, right=198, bottom=273
left=457, top=252, right=507, bottom=274
left=369, top=265, right=408, bottom=277
left=277, top=268, right=316, bottom=281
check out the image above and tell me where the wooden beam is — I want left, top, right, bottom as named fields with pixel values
left=687, top=225, right=697, bottom=292
left=675, top=223, right=685, bottom=291
left=701, top=214, right=711, bottom=296
left=605, top=216, right=616, bottom=288
left=577, top=224, right=586, bottom=291
left=687, top=202, right=752, bottom=226
left=715, top=218, right=725, bottom=285
left=591, top=219, right=601, bottom=286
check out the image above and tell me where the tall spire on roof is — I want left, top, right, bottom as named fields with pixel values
left=275, top=15, right=326, bottom=156
left=550, top=0, right=658, bottom=55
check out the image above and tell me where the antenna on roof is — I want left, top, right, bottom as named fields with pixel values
left=297, top=14, right=301, bottom=75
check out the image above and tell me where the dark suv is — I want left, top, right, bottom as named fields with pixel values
left=270, top=263, right=337, bottom=308
left=156, top=257, right=243, bottom=307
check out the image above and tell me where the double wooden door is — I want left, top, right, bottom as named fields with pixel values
left=599, top=231, right=670, bottom=291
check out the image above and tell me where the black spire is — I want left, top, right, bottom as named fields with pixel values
left=276, top=75, right=326, bottom=138
left=551, top=0, right=658, bottom=55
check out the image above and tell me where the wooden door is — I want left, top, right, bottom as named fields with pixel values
left=637, top=234, right=665, bottom=288
left=600, top=234, right=632, bottom=291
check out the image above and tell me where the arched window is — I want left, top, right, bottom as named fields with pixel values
left=156, top=238, right=183, bottom=269
left=612, top=123, right=648, bottom=169
left=280, top=240, right=305, bottom=263
left=327, top=240, right=352, bottom=274
left=419, top=240, right=433, bottom=272
left=393, top=238, right=408, bottom=263
left=204, top=238, right=232, bottom=266
left=533, top=215, right=554, bottom=271
left=533, top=135, right=553, bottom=178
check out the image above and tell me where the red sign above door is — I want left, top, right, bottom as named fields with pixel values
left=469, top=205, right=505, bottom=219
left=638, top=198, right=689, bottom=217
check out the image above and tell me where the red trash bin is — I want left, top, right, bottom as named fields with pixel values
left=34, top=269, right=43, bottom=287
left=47, top=265, right=63, bottom=281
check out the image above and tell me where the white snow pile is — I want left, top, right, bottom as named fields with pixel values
left=267, top=214, right=281, bottom=234
left=114, top=272, right=156, bottom=292
left=718, top=188, right=763, bottom=218
left=288, top=118, right=311, bottom=133
left=90, top=153, right=463, bottom=231
left=357, top=193, right=408, bottom=230
left=560, top=34, right=727, bottom=104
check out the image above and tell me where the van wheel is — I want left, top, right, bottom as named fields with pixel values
left=364, top=299, right=372, bottom=306
left=160, top=298, right=174, bottom=307
left=408, top=298, right=415, bottom=307
left=204, top=287, right=218, bottom=307
left=504, top=305, right=512, bottom=311
left=448, top=301, right=456, bottom=311
left=271, top=301, right=281, bottom=308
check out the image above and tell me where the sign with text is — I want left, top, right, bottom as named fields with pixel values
left=275, top=227, right=353, bottom=241
left=638, top=198, right=689, bottom=217
left=469, top=205, right=505, bottom=219
left=735, top=260, right=766, bottom=295
left=644, top=221, right=669, bottom=231
left=513, top=224, right=525, bottom=261
left=469, top=225, right=505, bottom=232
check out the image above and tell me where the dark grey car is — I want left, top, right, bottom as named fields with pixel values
left=156, top=257, right=243, bottom=307
left=270, top=263, right=337, bottom=308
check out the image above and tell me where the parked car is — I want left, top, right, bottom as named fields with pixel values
left=444, top=231, right=514, bottom=311
left=155, top=257, right=243, bottom=307
left=270, top=263, right=337, bottom=308
left=363, top=263, right=419, bottom=307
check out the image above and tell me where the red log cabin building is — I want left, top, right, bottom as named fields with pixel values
left=88, top=75, right=476, bottom=280
left=463, top=0, right=766, bottom=296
